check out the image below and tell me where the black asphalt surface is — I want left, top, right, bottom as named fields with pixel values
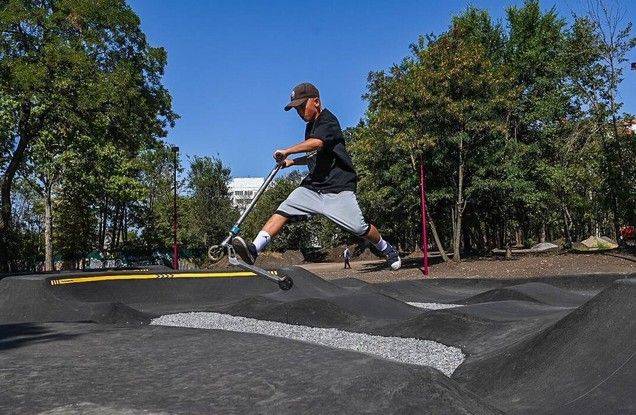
left=1, top=323, right=498, bottom=415
left=0, top=267, right=634, bottom=414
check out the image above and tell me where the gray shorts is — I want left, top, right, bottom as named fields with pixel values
left=276, top=187, right=371, bottom=237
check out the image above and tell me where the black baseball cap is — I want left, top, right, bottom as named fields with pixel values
left=284, top=82, right=320, bottom=111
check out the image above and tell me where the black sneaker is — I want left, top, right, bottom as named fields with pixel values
left=231, top=236, right=258, bottom=265
left=382, top=244, right=401, bottom=270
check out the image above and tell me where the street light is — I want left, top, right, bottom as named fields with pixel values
left=171, top=146, right=179, bottom=270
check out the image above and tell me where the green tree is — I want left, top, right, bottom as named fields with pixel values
left=130, top=144, right=179, bottom=257
left=350, top=1, right=632, bottom=262
left=585, top=0, right=636, bottom=236
left=356, top=18, right=515, bottom=261
left=6, top=176, right=42, bottom=270
left=0, top=0, right=177, bottom=270
left=181, top=156, right=237, bottom=262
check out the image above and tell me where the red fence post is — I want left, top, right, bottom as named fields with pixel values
left=420, top=155, right=429, bottom=276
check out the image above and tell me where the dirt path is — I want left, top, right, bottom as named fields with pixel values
left=300, top=252, right=635, bottom=283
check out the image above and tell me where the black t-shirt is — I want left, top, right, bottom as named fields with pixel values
left=301, top=109, right=357, bottom=193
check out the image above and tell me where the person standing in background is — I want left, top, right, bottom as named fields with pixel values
left=343, top=246, right=352, bottom=269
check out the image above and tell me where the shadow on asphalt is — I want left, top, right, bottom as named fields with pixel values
left=358, top=255, right=447, bottom=273
left=0, top=323, right=79, bottom=351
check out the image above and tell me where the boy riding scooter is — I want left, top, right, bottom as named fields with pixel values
left=232, top=83, right=401, bottom=271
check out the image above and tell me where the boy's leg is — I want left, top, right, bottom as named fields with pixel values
left=363, top=224, right=381, bottom=244
left=262, top=213, right=288, bottom=236
left=232, top=214, right=288, bottom=265
left=232, top=187, right=319, bottom=264
left=322, top=192, right=401, bottom=270
left=362, top=224, right=401, bottom=270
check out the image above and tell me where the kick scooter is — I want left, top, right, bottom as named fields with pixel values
left=208, top=164, right=293, bottom=291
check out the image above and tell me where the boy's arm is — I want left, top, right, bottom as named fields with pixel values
left=291, top=155, right=309, bottom=166
left=277, top=155, right=308, bottom=169
left=274, top=138, right=323, bottom=162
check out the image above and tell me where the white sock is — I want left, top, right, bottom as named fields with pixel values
left=253, top=231, right=272, bottom=253
left=374, top=238, right=388, bottom=252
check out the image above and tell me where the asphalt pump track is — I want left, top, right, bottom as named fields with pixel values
left=0, top=267, right=633, bottom=414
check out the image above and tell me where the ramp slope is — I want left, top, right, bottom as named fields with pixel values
left=373, top=275, right=623, bottom=303
left=0, top=275, right=151, bottom=324
left=217, top=267, right=422, bottom=330
left=0, top=271, right=277, bottom=324
left=457, top=282, right=592, bottom=307
left=375, top=303, right=569, bottom=356
left=455, top=278, right=635, bottom=414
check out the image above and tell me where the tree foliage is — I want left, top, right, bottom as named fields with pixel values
left=2, top=0, right=634, bottom=271
left=0, top=0, right=177, bottom=270
left=181, top=156, right=237, bottom=260
left=349, top=0, right=635, bottom=257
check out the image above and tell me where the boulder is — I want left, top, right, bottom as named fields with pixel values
left=530, top=242, right=559, bottom=252
left=575, top=235, right=619, bottom=252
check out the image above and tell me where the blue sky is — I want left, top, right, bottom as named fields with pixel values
left=128, top=0, right=636, bottom=177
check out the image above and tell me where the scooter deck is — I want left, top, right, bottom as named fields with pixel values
left=227, top=249, right=293, bottom=291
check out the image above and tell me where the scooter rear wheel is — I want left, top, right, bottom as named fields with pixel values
left=207, top=245, right=225, bottom=263
left=278, top=276, right=293, bottom=291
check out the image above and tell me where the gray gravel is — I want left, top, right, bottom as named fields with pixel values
left=152, top=312, right=464, bottom=376
left=38, top=402, right=168, bottom=414
left=407, top=302, right=463, bottom=310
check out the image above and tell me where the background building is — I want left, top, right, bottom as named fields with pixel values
left=228, top=177, right=265, bottom=211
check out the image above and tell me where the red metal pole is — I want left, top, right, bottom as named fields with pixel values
left=172, top=146, right=179, bottom=270
left=419, top=155, right=429, bottom=276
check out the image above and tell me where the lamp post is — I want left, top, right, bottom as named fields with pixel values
left=171, top=146, right=179, bottom=270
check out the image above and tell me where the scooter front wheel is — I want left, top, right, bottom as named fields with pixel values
left=207, top=245, right=226, bottom=263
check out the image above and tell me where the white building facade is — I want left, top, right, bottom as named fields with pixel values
left=228, top=177, right=265, bottom=212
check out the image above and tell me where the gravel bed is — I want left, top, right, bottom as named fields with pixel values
left=407, top=302, right=463, bottom=310
left=152, top=312, right=464, bottom=376
left=37, top=403, right=168, bottom=414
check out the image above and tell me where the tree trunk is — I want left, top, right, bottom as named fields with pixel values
left=99, top=203, right=108, bottom=250
left=504, top=220, right=513, bottom=259
left=44, top=183, right=54, bottom=271
left=462, top=227, right=472, bottom=256
left=540, top=223, right=546, bottom=243
left=480, top=221, right=488, bottom=252
left=607, top=33, right=626, bottom=240
left=111, top=204, right=120, bottom=249
left=563, top=207, right=573, bottom=248
left=98, top=205, right=104, bottom=250
left=116, top=204, right=124, bottom=246
left=0, top=104, right=35, bottom=271
left=0, top=177, right=13, bottom=271
left=453, top=136, right=465, bottom=262
left=427, top=211, right=450, bottom=262
left=122, top=204, right=128, bottom=243
left=515, top=228, right=523, bottom=247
